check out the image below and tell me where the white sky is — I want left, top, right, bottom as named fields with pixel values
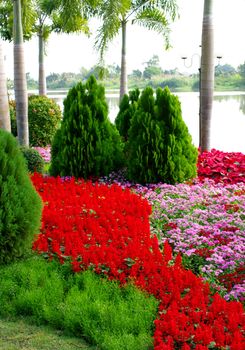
left=2, top=0, right=245, bottom=79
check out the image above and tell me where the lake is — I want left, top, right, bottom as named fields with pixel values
left=28, top=90, right=245, bottom=154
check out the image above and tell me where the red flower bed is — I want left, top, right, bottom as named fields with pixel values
left=32, top=174, right=152, bottom=281
left=31, top=174, right=245, bottom=349
left=198, top=149, right=245, bottom=184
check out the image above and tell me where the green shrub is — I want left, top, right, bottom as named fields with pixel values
left=9, top=100, right=17, bottom=137
left=28, top=95, right=62, bottom=147
left=49, top=128, right=63, bottom=176
left=0, top=130, right=42, bottom=265
left=127, top=86, right=198, bottom=184
left=159, top=77, right=191, bottom=90
left=9, top=95, right=62, bottom=147
left=0, top=256, right=159, bottom=350
left=20, top=147, right=45, bottom=174
left=115, top=88, right=140, bottom=141
left=50, top=76, right=124, bottom=178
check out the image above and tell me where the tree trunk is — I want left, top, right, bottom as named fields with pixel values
left=0, top=41, right=11, bottom=131
left=200, top=0, right=214, bottom=152
left=119, top=20, right=127, bottom=101
left=38, top=32, right=47, bottom=96
left=13, top=0, right=29, bottom=146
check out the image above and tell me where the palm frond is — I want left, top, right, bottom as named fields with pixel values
left=41, top=23, right=51, bottom=40
left=22, top=1, right=36, bottom=23
left=52, top=14, right=89, bottom=35
left=21, top=0, right=38, bottom=40
left=52, top=0, right=90, bottom=34
left=0, top=0, right=36, bottom=41
left=95, top=0, right=130, bottom=61
left=146, top=0, right=178, bottom=21
left=36, top=0, right=61, bottom=16
left=96, top=0, right=131, bottom=19
left=133, top=7, right=171, bottom=48
left=94, top=15, right=121, bottom=62
left=130, top=0, right=178, bottom=21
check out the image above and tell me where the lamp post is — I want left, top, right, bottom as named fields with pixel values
left=216, top=55, right=222, bottom=64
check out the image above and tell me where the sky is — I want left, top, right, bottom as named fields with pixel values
left=2, top=0, right=245, bottom=80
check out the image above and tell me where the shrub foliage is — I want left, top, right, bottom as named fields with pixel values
left=20, top=146, right=45, bottom=174
left=50, top=76, right=124, bottom=178
left=0, top=130, right=42, bottom=264
left=127, top=86, right=198, bottom=184
left=10, top=95, right=62, bottom=147
left=9, top=100, right=17, bottom=137
left=115, top=88, right=140, bottom=141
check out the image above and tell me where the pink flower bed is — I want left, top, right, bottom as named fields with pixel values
left=33, top=146, right=51, bottom=163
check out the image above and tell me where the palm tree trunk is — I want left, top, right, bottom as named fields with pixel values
left=0, top=41, right=11, bottom=131
left=13, top=0, right=29, bottom=146
left=38, top=31, right=47, bottom=96
left=119, top=20, right=127, bottom=101
left=200, top=0, right=214, bottom=152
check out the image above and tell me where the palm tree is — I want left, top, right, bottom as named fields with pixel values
left=0, top=0, right=35, bottom=144
left=200, top=0, right=214, bottom=152
left=13, top=0, right=29, bottom=145
left=1, top=0, right=92, bottom=96
left=0, top=40, right=11, bottom=131
left=34, top=0, right=91, bottom=95
left=95, top=0, right=178, bottom=101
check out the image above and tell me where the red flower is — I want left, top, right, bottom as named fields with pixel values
left=198, top=149, right=245, bottom=184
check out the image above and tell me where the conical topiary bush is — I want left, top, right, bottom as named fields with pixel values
left=0, top=129, right=42, bottom=265
left=127, top=86, right=198, bottom=184
left=115, top=88, right=140, bottom=141
left=50, top=76, right=124, bottom=178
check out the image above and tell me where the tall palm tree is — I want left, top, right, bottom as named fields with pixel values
left=0, top=0, right=35, bottom=144
left=34, top=0, right=91, bottom=95
left=13, top=0, right=29, bottom=145
left=95, top=0, right=178, bottom=101
left=200, top=0, right=214, bottom=152
left=1, top=0, right=92, bottom=96
left=0, top=40, right=11, bottom=131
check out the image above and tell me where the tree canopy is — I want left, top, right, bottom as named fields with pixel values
left=94, top=0, right=178, bottom=99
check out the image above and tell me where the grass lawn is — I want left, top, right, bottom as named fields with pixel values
left=0, top=318, right=98, bottom=350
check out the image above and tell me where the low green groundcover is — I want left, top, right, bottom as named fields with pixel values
left=0, top=255, right=158, bottom=350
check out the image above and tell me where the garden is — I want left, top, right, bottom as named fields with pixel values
left=0, top=78, right=244, bottom=349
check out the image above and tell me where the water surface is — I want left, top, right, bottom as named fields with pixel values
left=24, top=90, right=245, bottom=154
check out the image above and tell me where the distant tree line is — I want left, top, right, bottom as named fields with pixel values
left=8, top=56, right=244, bottom=92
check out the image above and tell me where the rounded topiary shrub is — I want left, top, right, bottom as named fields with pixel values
left=10, top=95, right=62, bottom=147
left=0, top=129, right=42, bottom=265
left=127, top=86, right=198, bottom=184
left=20, top=147, right=45, bottom=174
left=115, top=88, right=140, bottom=141
left=28, top=95, right=62, bottom=147
left=50, top=75, right=124, bottom=179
